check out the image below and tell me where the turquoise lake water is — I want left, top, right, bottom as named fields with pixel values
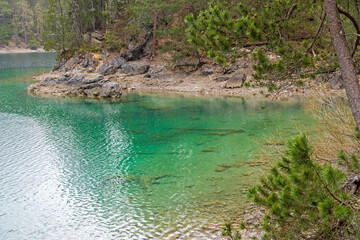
left=0, top=53, right=313, bottom=239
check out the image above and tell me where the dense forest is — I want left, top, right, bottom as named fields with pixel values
left=2, top=0, right=360, bottom=239
left=1, top=0, right=360, bottom=81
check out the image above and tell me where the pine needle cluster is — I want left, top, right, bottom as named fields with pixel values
left=247, top=134, right=360, bottom=239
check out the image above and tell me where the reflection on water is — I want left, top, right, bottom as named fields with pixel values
left=0, top=52, right=57, bottom=81
left=0, top=53, right=313, bottom=239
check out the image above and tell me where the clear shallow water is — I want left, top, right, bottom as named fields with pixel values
left=0, top=53, right=312, bottom=239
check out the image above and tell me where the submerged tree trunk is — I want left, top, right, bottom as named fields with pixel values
left=325, top=0, right=360, bottom=130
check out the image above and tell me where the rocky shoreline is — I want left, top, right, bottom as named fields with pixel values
left=28, top=72, right=122, bottom=99
left=27, top=28, right=344, bottom=100
left=29, top=49, right=339, bottom=100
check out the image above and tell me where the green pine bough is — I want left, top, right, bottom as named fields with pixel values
left=184, top=1, right=331, bottom=81
left=245, top=134, right=359, bottom=239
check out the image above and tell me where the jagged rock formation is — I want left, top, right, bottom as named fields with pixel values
left=28, top=72, right=122, bottom=99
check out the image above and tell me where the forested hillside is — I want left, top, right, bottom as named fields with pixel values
left=0, top=0, right=47, bottom=48
left=1, top=0, right=360, bottom=80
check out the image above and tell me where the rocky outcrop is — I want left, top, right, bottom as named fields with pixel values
left=53, top=57, right=67, bottom=71
left=28, top=72, right=122, bottom=99
left=342, top=175, right=360, bottom=195
left=225, top=72, right=247, bottom=88
left=98, top=56, right=126, bottom=76
left=81, top=53, right=97, bottom=71
left=144, top=65, right=172, bottom=79
left=111, top=56, right=126, bottom=69
left=99, top=61, right=116, bottom=75
left=122, top=63, right=150, bottom=75
left=126, top=31, right=153, bottom=61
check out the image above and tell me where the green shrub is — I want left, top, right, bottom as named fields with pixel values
left=104, top=32, right=125, bottom=52
left=78, top=44, right=102, bottom=54
left=247, top=134, right=359, bottom=239
left=28, top=39, right=39, bottom=49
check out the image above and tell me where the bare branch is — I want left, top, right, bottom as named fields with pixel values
left=337, top=7, right=360, bottom=57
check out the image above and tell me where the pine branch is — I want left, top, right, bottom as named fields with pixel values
left=307, top=13, right=326, bottom=53
left=337, top=7, right=360, bottom=57
left=310, top=160, right=354, bottom=210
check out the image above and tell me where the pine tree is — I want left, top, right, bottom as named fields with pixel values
left=247, top=134, right=359, bottom=239
left=185, top=1, right=323, bottom=79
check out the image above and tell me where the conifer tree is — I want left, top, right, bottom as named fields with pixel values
left=185, top=1, right=322, bottom=79
left=247, top=134, right=359, bottom=239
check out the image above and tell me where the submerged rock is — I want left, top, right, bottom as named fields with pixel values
left=27, top=72, right=122, bottom=99
left=202, top=147, right=216, bottom=153
left=215, top=167, right=228, bottom=172
left=203, top=201, right=226, bottom=207
left=104, top=174, right=171, bottom=192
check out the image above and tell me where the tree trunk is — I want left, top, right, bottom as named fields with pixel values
left=72, top=0, right=81, bottom=47
left=91, top=0, right=96, bottom=31
left=58, top=0, right=65, bottom=51
left=152, top=11, right=159, bottom=58
left=325, top=0, right=360, bottom=130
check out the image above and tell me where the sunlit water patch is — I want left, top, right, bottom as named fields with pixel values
left=0, top=53, right=313, bottom=239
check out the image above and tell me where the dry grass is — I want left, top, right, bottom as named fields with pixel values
left=307, top=89, right=360, bottom=167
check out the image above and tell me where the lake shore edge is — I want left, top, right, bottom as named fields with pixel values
left=28, top=51, right=344, bottom=101
left=0, top=47, right=49, bottom=54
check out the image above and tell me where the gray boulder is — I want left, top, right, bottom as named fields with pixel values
left=99, top=61, right=116, bottom=76
left=224, top=73, right=247, bottom=88
left=99, top=82, right=122, bottom=98
left=223, top=64, right=239, bottom=75
left=102, top=48, right=109, bottom=57
left=144, top=65, right=166, bottom=78
left=111, top=56, right=126, bottom=69
left=201, top=64, right=214, bottom=76
left=91, top=31, right=104, bottom=41
left=329, top=73, right=342, bottom=86
left=122, top=63, right=150, bottom=75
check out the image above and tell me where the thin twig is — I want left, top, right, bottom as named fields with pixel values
left=307, top=13, right=326, bottom=53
